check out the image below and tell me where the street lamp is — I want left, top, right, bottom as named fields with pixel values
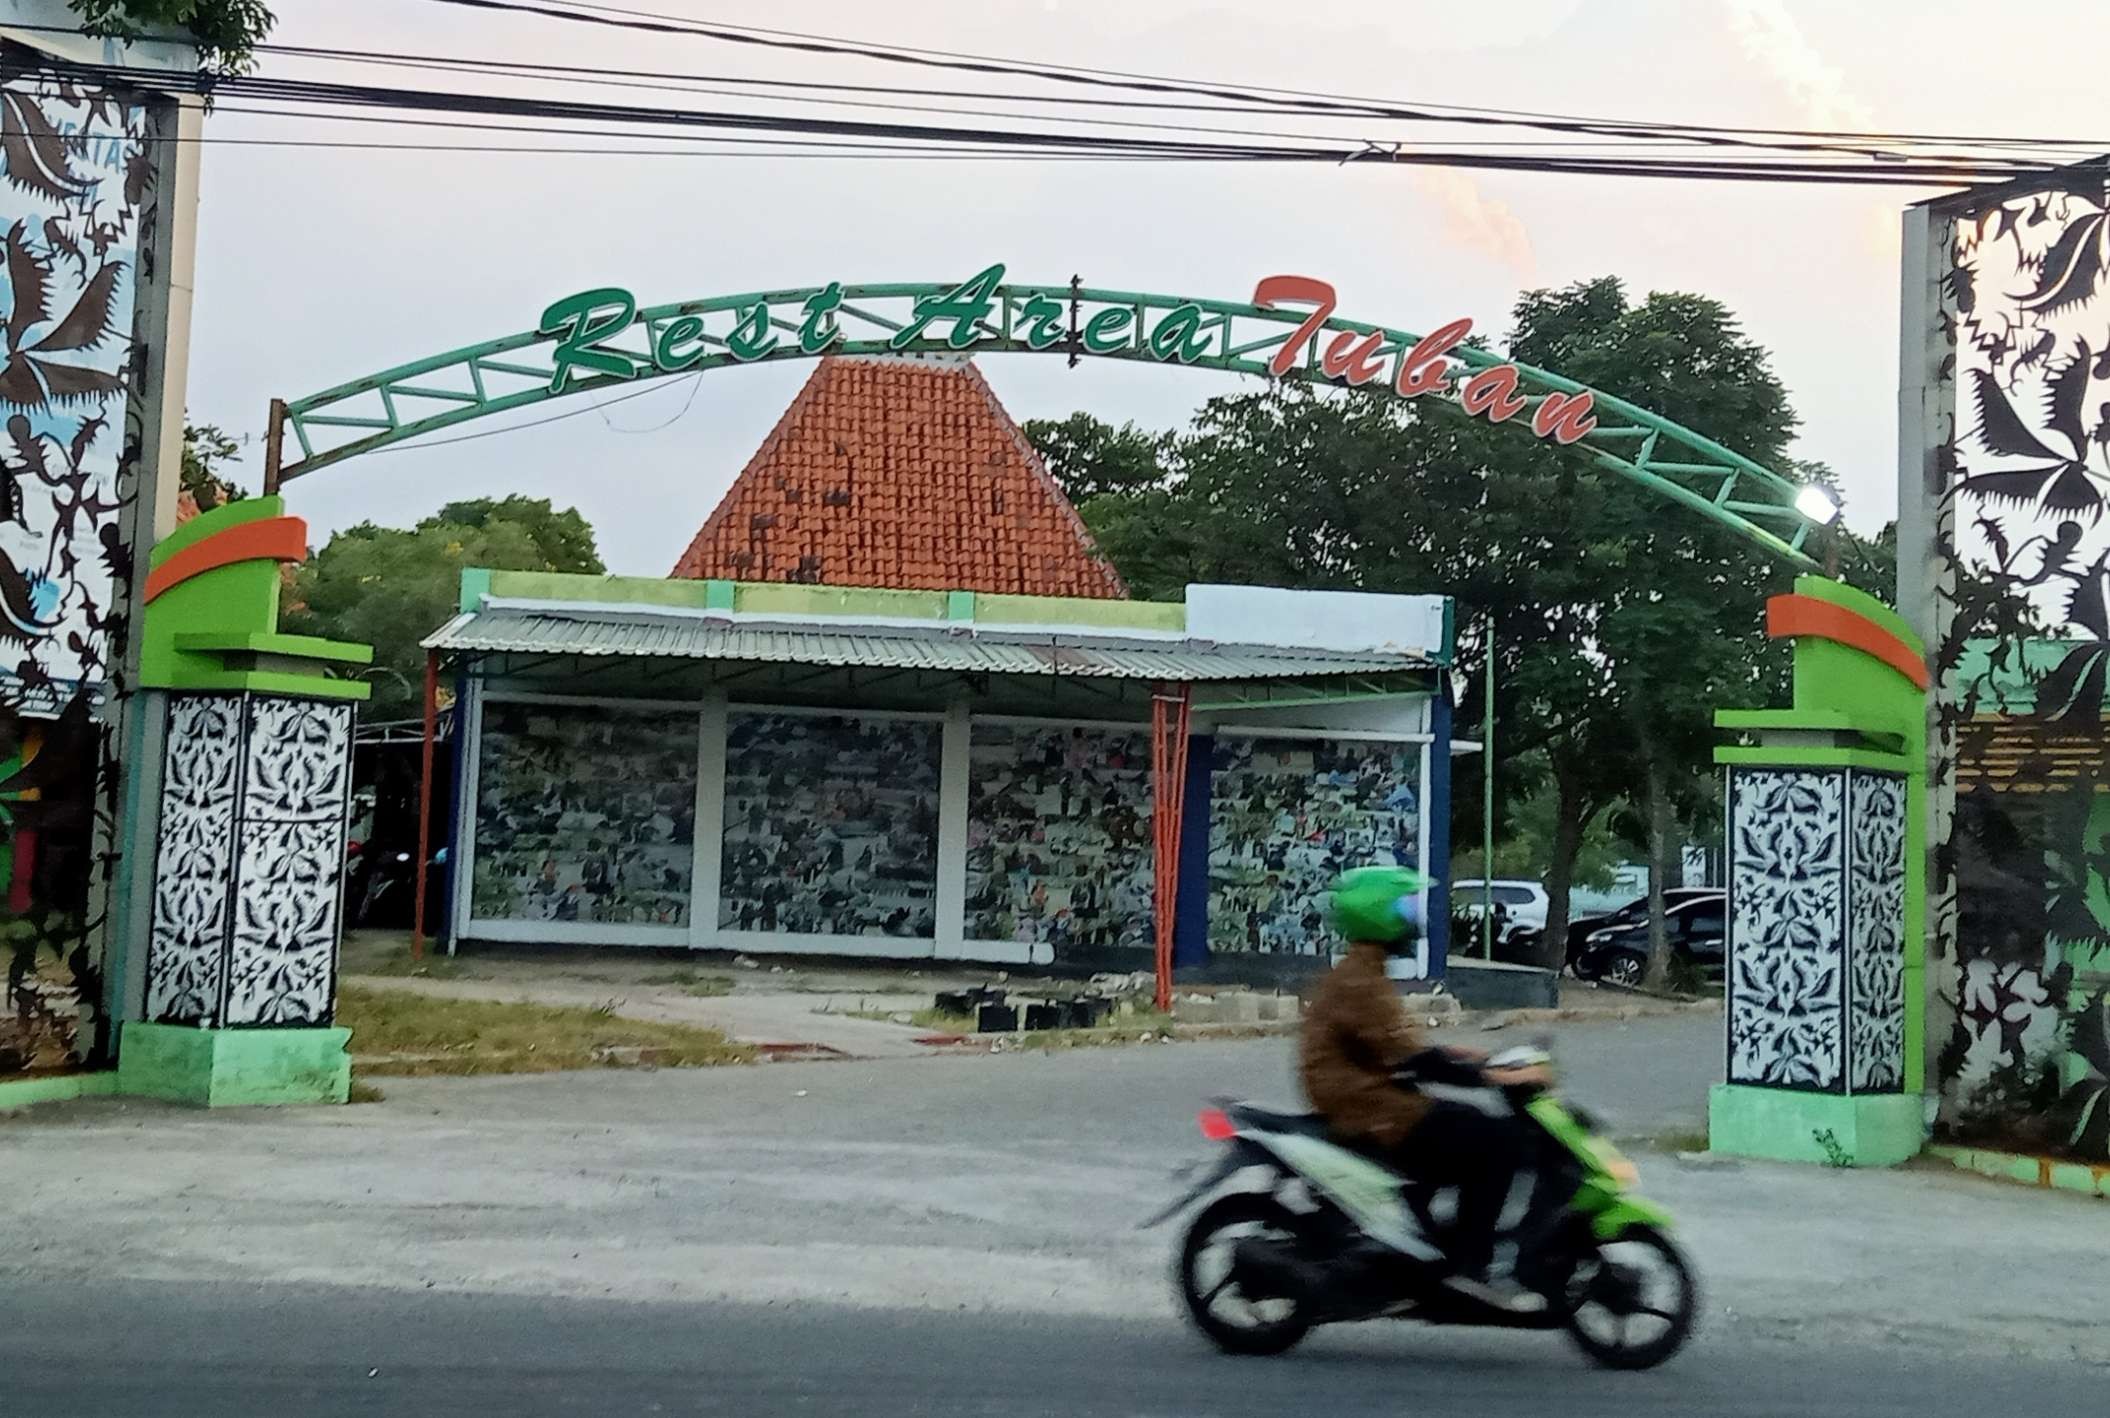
left=1795, top=485, right=1840, bottom=526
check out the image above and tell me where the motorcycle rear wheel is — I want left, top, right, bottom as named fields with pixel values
left=1177, top=1194, right=1313, bottom=1357
left=1562, top=1225, right=1697, bottom=1370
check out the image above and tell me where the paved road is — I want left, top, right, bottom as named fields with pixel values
left=4, top=1276, right=2098, bottom=1417
left=8, top=1013, right=2108, bottom=1412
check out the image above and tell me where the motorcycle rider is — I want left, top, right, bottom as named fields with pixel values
left=1298, top=865, right=1544, bottom=1313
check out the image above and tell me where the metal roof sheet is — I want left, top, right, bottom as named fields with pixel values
left=425, top=606, right=1431, bottom=682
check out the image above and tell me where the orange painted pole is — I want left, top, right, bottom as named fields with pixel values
left=411, top=650, right=439, bottom=961
left=1150, top=683, right=1193, bottom=1013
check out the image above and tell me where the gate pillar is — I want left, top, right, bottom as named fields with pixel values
left=117, top=499, right=372, bottom=1106
left=1709, top=576, right=1928, bottom=1167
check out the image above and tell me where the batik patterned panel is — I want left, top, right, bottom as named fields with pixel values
left=1727, top=769, right=1847, bottom=1091
left=1846, top=772, right=1908, bottom=1093
left=223, top=699, right=353, bottom=1026
left=144, top=696, right=244, bottom=1024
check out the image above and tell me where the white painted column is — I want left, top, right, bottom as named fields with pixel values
left=933, top=699, right=971, bottom=960
left=692, top=692, right=728, bottom=951
left=447, top=676, right=483, bottom=952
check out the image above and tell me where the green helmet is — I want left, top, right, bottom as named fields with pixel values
left=1326, top=865, right=1428, bottom=945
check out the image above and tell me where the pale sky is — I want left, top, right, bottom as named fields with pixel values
left=181, top=0, right=2109, bottom=572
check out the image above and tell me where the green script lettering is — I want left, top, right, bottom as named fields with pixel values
left=799, top=283, right=845, bottom=354
left=728, top=302, right=780, bottom=361
left=541, top=288, right=642, bottom=392
left=892, top=263, right=1005, bottom=350
left=1147, top=303, right=1212, bottom=364
left=652, top=314, right=708, bottom=372
left=1082, top=307, right=1133, bottom=353
left=1019, top=292, right=1065, bottom=350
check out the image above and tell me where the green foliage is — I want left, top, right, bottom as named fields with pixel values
left=1026, top=274, right=1811, bottom=969
left=69, top=1, right=275, bottom=75
left=282, top=498, right=604, bottom=721
left=180, top=420, right=241, bottom=512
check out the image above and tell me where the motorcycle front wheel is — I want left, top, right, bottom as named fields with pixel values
left=1177, top=1194, right=1313, bottom=1357
left=1562, top=1225, right=1697, bottom=1370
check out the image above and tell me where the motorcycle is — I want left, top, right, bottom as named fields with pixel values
left=1144, top=1043, right=1697, bottom=1370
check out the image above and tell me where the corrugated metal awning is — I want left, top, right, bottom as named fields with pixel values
left=424, top=605, right=1433, bottom=682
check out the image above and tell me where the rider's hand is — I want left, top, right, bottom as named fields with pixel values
left=1485, top=1063, right=1552, bottom=1087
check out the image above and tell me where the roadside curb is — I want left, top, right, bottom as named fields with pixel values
left=1930, top=1144, right=2110, bottom=1200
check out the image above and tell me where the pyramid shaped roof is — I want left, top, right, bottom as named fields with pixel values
left=669, top=356, right=1126, bottom=598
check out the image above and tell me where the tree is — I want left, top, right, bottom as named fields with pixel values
left=1019, top=414, right=1170, bottom=505
left=430, top=496, right=604, bottom=577
left=180, top=421, right=242, bottom=513
left=1029, top=274, right=1810, bottom=978
left=69, top=1, right=275, bottom=74
left=282, top=499, right=604, bottom=721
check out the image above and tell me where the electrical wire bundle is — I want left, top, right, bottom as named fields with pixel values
left=4, top=0, right=2099, bottom=183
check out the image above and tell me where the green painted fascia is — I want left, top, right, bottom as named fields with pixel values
left=975, top=592, right=1185, bottom=631
left=1794, top=574, right=1925, bottom=658
left=175, top=631, right=374, bottom=665
left=704, top=579, right=736, bottom=611
left=459, top=566, right=494, bottom=614
left=488, top=569, right=716, bottom=609
left=171, top=670, right=371, bottom=701
left=0, top=1071, right=120, bottom=1111
left=148, top=494, right=287, bottom=568
left=734, top=583, right=950, bottom=619
left=946, top=590, right=976, bottom=620
left=1715, top=744, right=1914, bottom=772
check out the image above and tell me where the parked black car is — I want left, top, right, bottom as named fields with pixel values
left=1562, top=887, right=1721, bottom=971
left=1571, top=891, right=1727, bottom=987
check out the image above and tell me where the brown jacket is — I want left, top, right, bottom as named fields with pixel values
left=1298, top=941, right=1431, bottom=1149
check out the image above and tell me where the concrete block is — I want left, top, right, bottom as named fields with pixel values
left=118, top=1023, right=352, bottom=1107
left=1708, top=1084, right=1925, bottom=1168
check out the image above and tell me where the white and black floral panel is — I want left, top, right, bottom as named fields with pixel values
left=227, top=700, right=354, bottom=1025
left=1728, top=770, right=1847, bottom=1090
left=144, top=697, right=245, bottom=1023
left=143, top=694, right=355, bottom=1028
left=1727, top=767, right=1910, bottom=1095
left=1846, top=773, right=1908, bottom=1092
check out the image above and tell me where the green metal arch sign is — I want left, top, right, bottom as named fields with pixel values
left=275, top=263, right=1825, bottom=568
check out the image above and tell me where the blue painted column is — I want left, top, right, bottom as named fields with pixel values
left=1172, top=735, right=1214, bottom=968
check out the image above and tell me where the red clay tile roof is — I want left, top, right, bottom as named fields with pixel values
left=669, top=356, right=1126, bottom=598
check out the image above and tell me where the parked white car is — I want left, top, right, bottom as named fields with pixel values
left=1451, top=879, right=1549, bottom=946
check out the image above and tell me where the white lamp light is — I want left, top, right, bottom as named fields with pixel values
left=1795, top=485, right=1840, bottom=526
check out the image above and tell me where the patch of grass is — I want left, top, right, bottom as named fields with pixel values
left=339, top=985, right=753, bottom=1077
left=345, top=940, right=464, bottom=980
left=1636, top=1126, right=1711, bottom=1154
left=631, top=970, right=736, bottom=998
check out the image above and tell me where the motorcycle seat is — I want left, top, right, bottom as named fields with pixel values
left=1226, top=1105, right=1403, bottom=1167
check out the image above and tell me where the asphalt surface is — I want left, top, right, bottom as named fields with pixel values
left=5, top=1276, right=2098, bottom=1417
left=10, top=1010, right=2107, bottom=1411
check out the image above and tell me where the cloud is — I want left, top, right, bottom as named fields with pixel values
left=1410, top=167, right=1537, bottom=279
left=1721, top=0, right=1876, bottom=130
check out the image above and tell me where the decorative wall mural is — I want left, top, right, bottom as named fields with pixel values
left=143, top=695, right=240, bottom=1023
left=471, top=702, right=696, bottom=929
left=1847, top=773, right=1908, bottom=1093
left=1727, top=769, right=1846, bottom=1091
left=142, top=695, right=354, bottom=1028
left=1926, top=175, right=2110, bottom=1149
left=965, top=723, right=1153, bottom=951
left=1207, top=736, right=1421, bottom=956
left=720, top=712, right=940, bottom=937
left=224, top=699, right=352, bottom=1026
left=1, top=69, right=156, bottom=1077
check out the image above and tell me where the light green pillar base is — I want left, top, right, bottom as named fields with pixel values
left=117, top=1023, right=352, bottom=1107
left=1708, top=1084, right=1925, bottom=1168
left=0, top=1071, right=121, bottom=1112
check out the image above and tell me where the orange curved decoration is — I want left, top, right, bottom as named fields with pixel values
left=144, top=516, right=308, bottom=604
left=1766, top=593, right=1929, bottom=690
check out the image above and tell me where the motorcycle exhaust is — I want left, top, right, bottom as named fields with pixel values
left=1230, top=1238, right=1320, bottom=1302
